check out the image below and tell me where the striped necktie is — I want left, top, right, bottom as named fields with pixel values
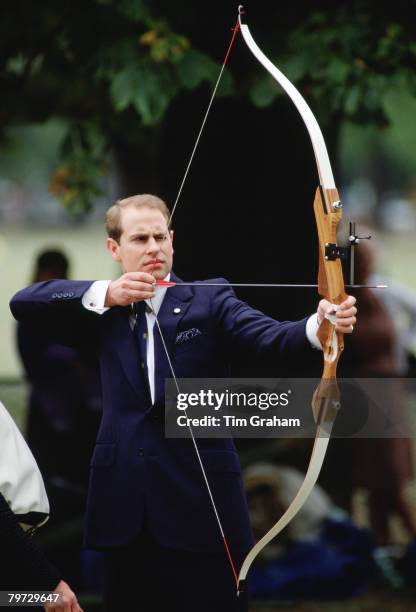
left=133, top=301, right=149, bottom=389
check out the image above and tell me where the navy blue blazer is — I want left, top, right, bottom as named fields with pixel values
left=10, top=274, right=310, bottom=554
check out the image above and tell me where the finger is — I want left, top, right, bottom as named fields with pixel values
left=128, top=280, right=156, bottom=291
left=126, top=271, right=156, bottom=283
left=129, top=290, right=156, bottom=301
left=339, top=325, right=354, bottom=333
left=336, top=321, right=356, bottom=333
left=336, top=315, right=356, bottom=327
left=323, top=302, right=338, bottom=314
left=123, top=283, right=157, bottom=298
left=123, top=277, right=154, bottom=288
left=340, top=296, right=356, bottom=308
left=336, top=306, right=357, bottom=319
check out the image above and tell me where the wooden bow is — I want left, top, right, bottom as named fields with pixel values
left=236, top=6, right=347, bottom=592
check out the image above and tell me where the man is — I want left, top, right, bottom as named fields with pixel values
left=10, top=194, right=357, bottom=612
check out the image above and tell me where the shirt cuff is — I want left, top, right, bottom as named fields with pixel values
left=306, top=313, right=322, bottom=350
left=82, top=280, right=111, bottom=314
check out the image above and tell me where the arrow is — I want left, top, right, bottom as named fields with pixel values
left=155, top=280, right=387, bottom=289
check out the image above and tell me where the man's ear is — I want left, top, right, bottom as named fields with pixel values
left=107, top=238, right=121, bottom=262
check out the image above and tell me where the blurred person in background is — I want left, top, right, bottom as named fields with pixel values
left=0, top=398, right=82, bottom=611
left=16, top=249, right=102, bottom=590
left=17, top=249, right=101, bottom=491
left=364, top=234, right=416, bottom=378
left=1, top=493, right=83, bottom=612
left=345, top=239, right=416, bottom=546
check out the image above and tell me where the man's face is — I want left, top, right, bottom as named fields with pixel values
left=107, top=206, right=173, bottom=279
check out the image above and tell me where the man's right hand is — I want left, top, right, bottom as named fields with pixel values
left=105, top=272, right=156, bottom=307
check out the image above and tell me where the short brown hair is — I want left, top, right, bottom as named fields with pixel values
left=105, top=194, right=170, bottom=242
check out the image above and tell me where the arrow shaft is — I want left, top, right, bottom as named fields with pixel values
left=156, top=281, right=387, bottom=289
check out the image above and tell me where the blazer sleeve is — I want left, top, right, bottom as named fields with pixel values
left=0, top=493, right=61, bottom=590
left=211, top=280, right=311, bottom=358
left=10, top=279, right=101, bottom=348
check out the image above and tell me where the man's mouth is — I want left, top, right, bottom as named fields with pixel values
left=145, top=259, right=163, bottom=268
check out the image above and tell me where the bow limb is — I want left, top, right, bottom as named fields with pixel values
left=237, top=8, right=346, bottom=592
left=238, top=10, right=335, bottom=190
left=238, top=424, right=331, bottom=586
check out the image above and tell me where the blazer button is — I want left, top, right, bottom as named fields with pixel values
left=138, top=448, right=145, bottom=456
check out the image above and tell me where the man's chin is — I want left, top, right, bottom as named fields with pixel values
left=152, top=269, right=169, bottom=280
left=142, top=266, right=169, bottom=280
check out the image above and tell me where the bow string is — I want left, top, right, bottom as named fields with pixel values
left=149, top=5, right=350, bottom=595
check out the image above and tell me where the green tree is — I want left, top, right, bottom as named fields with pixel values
left=1, top=0, right=415, bottom=214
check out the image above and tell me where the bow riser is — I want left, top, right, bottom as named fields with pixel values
left=314, top=186, right=348, bottom=377
left=314, top=186, right=346, bottom=303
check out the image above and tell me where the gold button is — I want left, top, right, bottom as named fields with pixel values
left=140, top=362, right=145, bottom=369
left=143, top=332, right=147, bottom=339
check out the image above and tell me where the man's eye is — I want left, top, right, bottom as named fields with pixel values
left=155, top=234, right=167, bottom=241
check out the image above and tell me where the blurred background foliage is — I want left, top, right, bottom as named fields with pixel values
left=1, top=0, right=416, bottom=215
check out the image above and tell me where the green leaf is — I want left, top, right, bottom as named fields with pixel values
left=176, top=49, right=218, bottom=90
left=110, top=69, right=136, bottom=111
left=249, top=76, right=279, bottom=108
left=131, top=64, right=177, bottom=125
left=326, top=57, right=350, bottom=84
left=149, top=38, right=170, bottom=62
left=278, top=54, right=308, bottom=82
left=344, top=84, right=360, bottom=116
left=95, top=0, right=148, bottom=22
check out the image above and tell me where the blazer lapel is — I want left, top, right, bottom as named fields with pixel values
left=113, top=307, right=150, bottom=402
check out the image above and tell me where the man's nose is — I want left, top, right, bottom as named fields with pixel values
left=146, top=237, right=160, bottom=254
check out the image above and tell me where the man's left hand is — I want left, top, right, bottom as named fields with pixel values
left=317, top=295, right=357, bottom=334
